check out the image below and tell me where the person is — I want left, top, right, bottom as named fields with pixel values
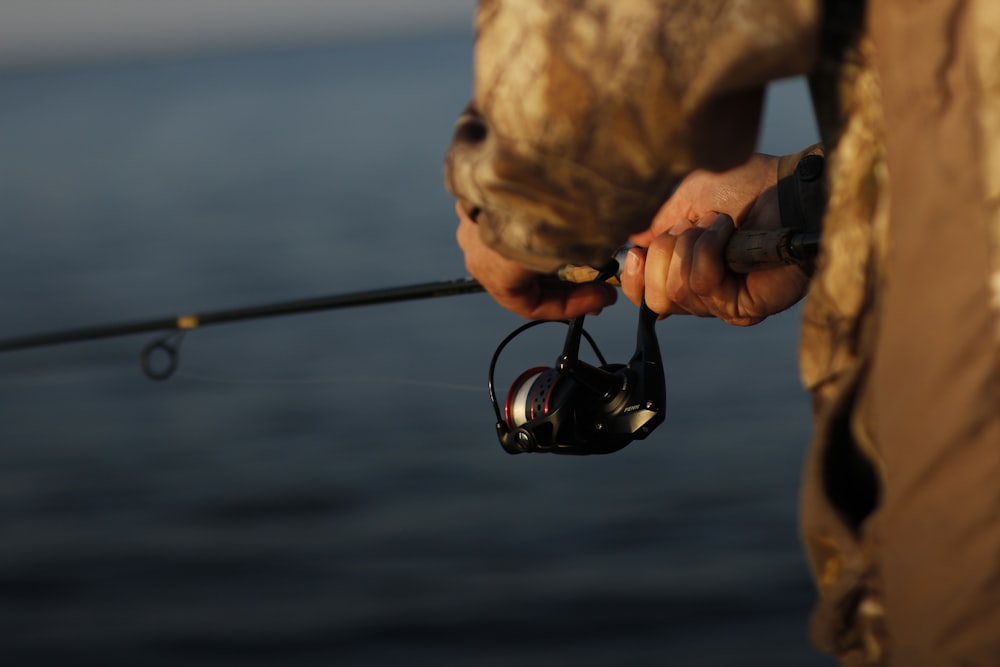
left=454, top=3, right=1000, bottom=665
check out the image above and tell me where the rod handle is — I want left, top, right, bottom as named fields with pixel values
left=724, top=228, right=819, bottom=274
left=558, top=228, right=819, bottom=283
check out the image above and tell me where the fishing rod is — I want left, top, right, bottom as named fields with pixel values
left=0, top=227, right=818, bottom=387
left=0, top=278, right=486, bottom=380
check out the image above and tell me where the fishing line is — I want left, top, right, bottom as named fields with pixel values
left=173, top=371, right=483, bottom=392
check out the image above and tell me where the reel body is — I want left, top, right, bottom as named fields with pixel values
left=489, top=305, right=665, bottom=455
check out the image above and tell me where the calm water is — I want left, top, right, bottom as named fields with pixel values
left=0, top=32, right=833, bottom=666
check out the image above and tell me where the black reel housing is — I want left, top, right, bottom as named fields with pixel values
left=489, top=304, right=665, bottom=455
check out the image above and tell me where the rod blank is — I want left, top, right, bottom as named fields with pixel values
left=0, top=278, right=485, bottom=353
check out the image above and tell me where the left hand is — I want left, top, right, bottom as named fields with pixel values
left=455, top=203, right=618, bottom=320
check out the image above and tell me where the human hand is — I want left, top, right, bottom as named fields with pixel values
left=455, top=202, right=618, bottom=320
left=620, top=154, right=811, bottom=326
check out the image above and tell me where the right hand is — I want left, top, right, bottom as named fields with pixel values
left=620, top=154, right=811, bottom=326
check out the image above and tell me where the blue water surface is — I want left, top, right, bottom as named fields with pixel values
left=0, top=31, right=833, bottom=667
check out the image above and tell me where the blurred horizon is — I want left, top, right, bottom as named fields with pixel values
left=0, top=0, right=474, bottom=70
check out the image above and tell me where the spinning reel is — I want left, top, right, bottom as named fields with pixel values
left=488, top=275, right=665, bottom=455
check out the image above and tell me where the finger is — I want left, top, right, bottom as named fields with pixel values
left=456, top=207, right=618, bottom=319
left=628, top=229, right=655, bottom=248
left=689, top=213, right=736, bottom=304
left=692, top=212, right=719, bottom=229
left=485, top=274, right=615, bottom=321
left=663, top=224, right=703, bottom=314
left=629, top=213, right=695, bottom=248
left=667, top=219, right=696, bottom=236
left=530, top=280, right=618, bottom=320
left=501, top=275, right=617, bottom=321
left=642, top=231, right=681, bottom=315
left=619, top=246, right=647, bottom=308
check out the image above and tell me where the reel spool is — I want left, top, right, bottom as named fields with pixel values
left=505, top=367, right=569, bottom=431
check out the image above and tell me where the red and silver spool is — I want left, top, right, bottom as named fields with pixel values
left=504, top=367, right=569, bottom=429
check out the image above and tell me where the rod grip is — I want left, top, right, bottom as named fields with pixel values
left=558, top=228, right=818, bottom=283
left=725, top=228, right=798, bottom=274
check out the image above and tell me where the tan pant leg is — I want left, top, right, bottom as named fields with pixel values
left=868, top=1, right=1000, bottom=663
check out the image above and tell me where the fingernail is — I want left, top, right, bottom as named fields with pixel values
left=624, top=248, right=641, bottom=276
